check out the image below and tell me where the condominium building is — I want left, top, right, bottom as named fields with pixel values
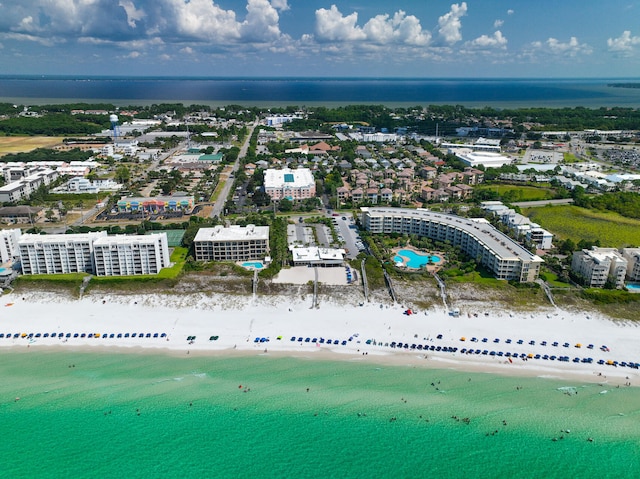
left=571, top=247, right=628, bottom=288
left=621, top=248, right=640, bottom=282
left=360, top=207, right=543, bottom=283
left=0, top=168, right=59, bottom=203
left=194, top=225, right=269, bottom=262
left=18, top=231, right=107, bottom=275
left=0, top=228, right=21, bottom=263
left=93, top=233, right=170, bottom=276
left=263, top=168, right=316, bottom=201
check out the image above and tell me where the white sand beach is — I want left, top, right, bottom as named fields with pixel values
left=1, top=291, right=638, bottom=386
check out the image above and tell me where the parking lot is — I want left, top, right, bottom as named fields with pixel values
left=329, top=213, right=365, bottom=259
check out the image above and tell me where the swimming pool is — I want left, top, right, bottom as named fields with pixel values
left=626, top=283, right=640, bottom=292
left=242, top=262, right=264, bottom=270
left=394, top=249, right=441, bottom=269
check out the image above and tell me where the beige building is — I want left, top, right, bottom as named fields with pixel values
left=571, top=247, right=628, bottom=288
left=194, top=225, right=270, bottom=262
left=263, top=168, right=315, bottom=201
left=360, top=207, right=543, bottom=283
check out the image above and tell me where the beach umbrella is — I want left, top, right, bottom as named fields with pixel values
left=575, top=343, right=582, bottom=348
left=460, top=337, right=466, bottom=341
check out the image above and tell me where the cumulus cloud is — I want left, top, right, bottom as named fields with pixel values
left=315, top=5, right=366, bottom=42
left=437, top=2, right=467, bottom=44
left=314, top=5, right=431, bottom=47
left=531, top=36, right=592, bottom=57
left=119, top=0, right=145, bottom=29
left=467, top=31, right=507, bottom=49
left=507, top=9, right=514, bottom=15
left=270, top=0, right=290, bottom=11
left=239, top=0, right=284, bottom=42
left=607, top=30, right=640, bottom=54
left=362, top=11, right=431, bottom=45
left=493, top=19, right=503, bottom=28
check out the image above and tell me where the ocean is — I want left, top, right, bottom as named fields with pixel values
left=1, top=76, right=640, bottom=108
left=2, top=350, right=639, bottom=478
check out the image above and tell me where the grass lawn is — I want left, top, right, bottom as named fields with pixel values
left=476, top=184, right=556, bottom=202
left=523, top=205, right=640, bottom=247
left=0, top=136, right=65, bottom=156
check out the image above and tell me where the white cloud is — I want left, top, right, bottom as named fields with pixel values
left=180, top=46, right=194, bottom=55
left=437, top=2, right=467, bottom=44
left=530, top=36, right=592, bottom=57
left=314, top=6, right=431, bottom=47
left=362, top=11, right=430, bottom=46
left=270, top=0, right=289, bottom=11
left=166, top=0, right=241, bottom=42
left=607, top=30, right=640, bottom=53
left=467, top=30, right=507, bottom=49
left=493, top=19, right=503, bottom=28
left=240, top=0, right=284, bottom=43
left=315, top=5, right=366, bottom=42
left=119, top=1, right=145, bottom=28
left=507, top=9, right=514, bottom=15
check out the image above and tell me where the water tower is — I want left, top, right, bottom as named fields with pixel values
left=110, top=114, right=120, bottom=142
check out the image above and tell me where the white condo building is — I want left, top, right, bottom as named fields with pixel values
left=18, top=231, right=107, bottom=275
left=621, top=248, right=640, bottom=282
left=194, top=225, right=269, bottom=262
left=571, top=247, right=628, bottom=289
left=0, top=228, right=21, bottom=263
left=360, top=207, right=543, bottom=283
left=264, top=168, right=316, bottom=201
left=93, top=233, right=170, bottom=276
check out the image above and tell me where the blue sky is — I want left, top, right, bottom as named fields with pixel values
left=1, top=0, right=639, bottom=78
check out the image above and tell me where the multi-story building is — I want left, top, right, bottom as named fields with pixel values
left=0, top=228, right=21, bottom=263
left=18, top=231, right=107, bottom=274
left=263, top=168, right=316, bottom=202
left=571, top=247, right=628, bottom=288
left=93, top=233, right=170, bottom=276
left=194, top=225, right=269, bottom=262
left=360, top=207, right=543, bottom=283
left=621, top=248, right=640, bottom=282
left=0, top=169, right=59, bottom=203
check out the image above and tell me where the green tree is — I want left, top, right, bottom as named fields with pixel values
left=278, top=198, right=293, bottom=212
left=114, top=166, right=131, bottom=184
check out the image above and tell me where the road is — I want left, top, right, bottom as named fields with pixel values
left=210, top=119, right=258, bottom=218
left=511, top=198, right=574, bottom=208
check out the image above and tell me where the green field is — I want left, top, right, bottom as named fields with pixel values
left=524, top=205, right=640, bottom=247
left=476, top=184, right=556, bottom=202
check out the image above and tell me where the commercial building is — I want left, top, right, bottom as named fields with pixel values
left=263, top=168, right=316, bottom=201
left=93, top=233, right=170, bottom=276
left=18, top=231, right=107, bottom=275
left=571, top=247, right=628, bottom=289
left=0, top=228, right=21, bottom=263
left=194, top=225, right=270, bottom=262
left=117, top=195, right=194, bottom=213
left=360, top=207, right=543, bottom=283
left=289, top=246, right=346, bottom=267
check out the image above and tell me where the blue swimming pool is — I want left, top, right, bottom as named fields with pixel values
left=394, top=249, right=441, bottom=268
left=242, top=262, right=264, bottom=270
left=626, top=283, right=640, bottom=291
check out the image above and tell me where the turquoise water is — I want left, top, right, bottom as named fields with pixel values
left=395, top=249, right=441, bottom=268
left=242, top=261, right=264, bottom=269
left=1, top=350, right=639, bottom=478
left=626, top=283, right=640, bottom=291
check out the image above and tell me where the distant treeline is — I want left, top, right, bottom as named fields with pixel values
left=607, top=83, right=640, bottom=89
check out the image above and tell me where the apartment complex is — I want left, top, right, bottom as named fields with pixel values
left=19, top=231, right=107, bottom=275
left=0, top=228, right=21, bottom=263
left=481, top=201, right=554, bottom=250
left=263, top=168, right=316, bottom=201
left=360, top=207, right=543, bottom=283
left=621, top=248, right=640, bottom=281
left=194, top=225, right=269, bottom=262
left=571, top=247, right=628, bottom=288
left=92, top=233, right=170, bottom=276
left=18, top=231, right=171, bottom=276
left=0, top=168, right=59, bottom=203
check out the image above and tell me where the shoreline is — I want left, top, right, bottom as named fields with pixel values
left=2, top=291, right=639, bottom=387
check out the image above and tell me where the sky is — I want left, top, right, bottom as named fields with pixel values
left=1, top=0, right=639, bottom=78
